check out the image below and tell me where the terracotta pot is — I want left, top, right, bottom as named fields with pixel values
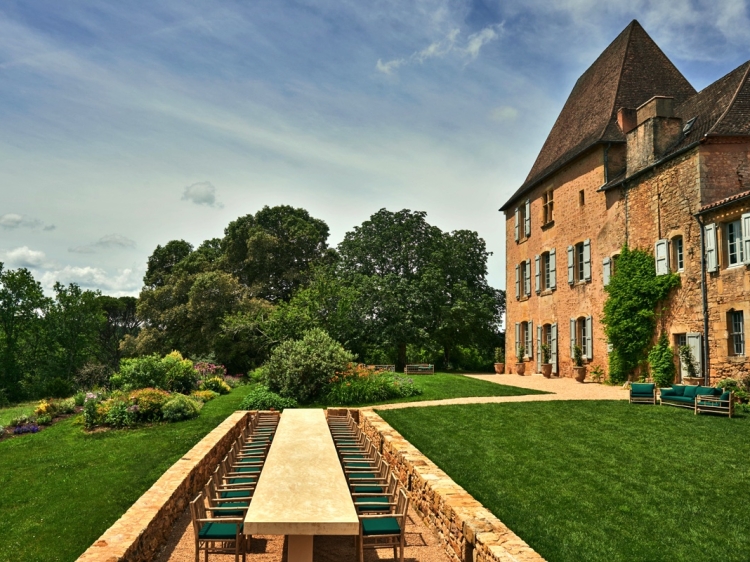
left=494, top=363, right=505, bottom=374
left=541, top=364, right=553, bottom=378
left=573, top=366, right=587, bottom=383
left=515, top=362, right=526, bottom=375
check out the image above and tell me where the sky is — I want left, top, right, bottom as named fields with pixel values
left=1, top=0, right=749, bottom=296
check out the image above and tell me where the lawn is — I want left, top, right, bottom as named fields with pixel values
left=0, top=401, right=36, bottom=426
left=321, top=373, right=546, bottom=407
left=0, top=386, right=255, bottom=562
left=378, top=401, right=750, bottom=562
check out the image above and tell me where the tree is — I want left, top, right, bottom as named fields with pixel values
left=98, top=296, right=140, bottom=370
left=143, top=240, right=194, bottom=288
left=0, top=264, right=49, bottom=401
left=221, top=205, right=331, bottom=302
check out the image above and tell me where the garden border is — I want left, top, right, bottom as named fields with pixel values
left=355, top=408, right=546, bottom=562
left=76, top=410, right=252, bottom=562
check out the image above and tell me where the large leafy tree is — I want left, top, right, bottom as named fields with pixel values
left=0, top=264, right=50, bottom=400
left=221, top=205, right=331, bottom=302
left=97, top=296, right=140, bottom=370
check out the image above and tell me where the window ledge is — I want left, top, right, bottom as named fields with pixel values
left=519, top=295, right=530, bottom=302
left=540, top=289, right=554, bottom=296
left=541, top=220, right=555, bottom=230
left=727, top=355, right=747, bottom=363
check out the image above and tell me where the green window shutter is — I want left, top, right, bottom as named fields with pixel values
left=534, top=255, right=541, bottom=293
left=585, top=316, right=593, bottom=360
left=536, top=324, right=542, bottom=371
left=524, top=199, right=531, bottom=237
left=549, top=248, right=556, bottom=290
left=551, top=323, right=558, bottom=374
left=514, top=208, right=519, bottom=242
left=527, top=320, right=533, bottom=359
left=515, top=323, right=520, bottom=358
left=570, top=318, right=576, bottom=359
left=515, top=264, right=520, bottom=299
left=602, top=256, right=611, bottom=286
left=742, top=213, right=750, bottom=265
left=583, top=239, right=591, bottom=281
left=705, top=223, right=718, bottom=273
left=567, top=246, right=574, bottom=284
left=655, top=239, right=669, bottom=275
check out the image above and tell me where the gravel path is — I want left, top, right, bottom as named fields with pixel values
left=372, top=373, right=628, bottom=410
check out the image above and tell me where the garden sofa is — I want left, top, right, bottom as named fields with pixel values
left=659, top=384, right=734, bottom=417
left=629, top=383, right=656, bottom=404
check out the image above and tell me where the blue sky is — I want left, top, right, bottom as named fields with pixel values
left=1, top=0, right=749, bottom=295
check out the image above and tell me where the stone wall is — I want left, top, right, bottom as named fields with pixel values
left=76, top=410, right=252, bottom=562
left=359, top=409, right=545, bottom=562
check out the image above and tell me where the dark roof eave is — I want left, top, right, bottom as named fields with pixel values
left=499, top=141, right=622, bottom=212
left=596, top=140, right=702, bottom=193
left=695, top=190, right=750, bottom=216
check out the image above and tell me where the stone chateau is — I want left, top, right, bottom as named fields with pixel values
left=501, top=20, right=750, bottom=383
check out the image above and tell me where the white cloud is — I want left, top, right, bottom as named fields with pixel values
left=181, top=181, right=224, bottom=208
left=3, top=246, right=52, bottom=269
left=69, top=234, right=137, bottom=254
left=0, top=213, right=48, bottom=230
left=38, top=265, right=143, bottom=296
left=376, top=25, right=501, bottom=74
left=490, top=106, right=519, bottom=122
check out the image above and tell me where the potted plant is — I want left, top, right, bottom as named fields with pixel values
left=540, top=344, right=553, bottom=378
left=515, top=346, right=526, bottom=375
left=572, top=345, right=586, bottom=382
left=494, top=347, right=505, bottom=374
left=678, top=344, right=702, bottom=385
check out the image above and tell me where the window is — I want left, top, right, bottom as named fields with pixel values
left=537, top=250, right=556, bottom=292
left=543, top=252, right=551, bottom=289
left=515, top=260, right=532, bottom=299
left=514, top=199, right=531, bottom=242
left=579, top=189, right=585, bottom=206
left=515, top=321, right=533, bottom=359
left=727, top=220, right=745, bottom=266
left=578, top=318, right=588, bottom=358
left=542, top=189, right=554, bottom=224
left=570, top=316, right=593, bottom=361
left=672, top=236, right=684, bottom=271
left=567, top=240, right=591, bottom=284
left=730, top=310, right=745, bottom=356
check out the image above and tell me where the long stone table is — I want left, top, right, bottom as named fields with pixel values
left=243, top=409, right=359, bottom=562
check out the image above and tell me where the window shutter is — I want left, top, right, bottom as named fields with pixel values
left=514, top=208, right=519, bottom=242
left=585, top=316, right=593, bottom=360
left=524, top=199, right=531, bottom=237
left=602, top=257, right=611, bottom=286
left=534, top=255, right=541, bottom=293
left=524, top=259, right=531, bottom=296
left=567, top=246, right=574, bottom=284
left=551, top=323, right=558, bottom=374
left=515, top=264, right=520, bottom=299
left=527, top=320, right=533, bottom=359
left=570, top=318, right=576, bottom=359
left=686, top=333, right=702, bottom=378
left=705, top=223, right=718, bottom=273
left=549, top=248, right=557, bottom=290
left=742, top=213, right=750, bottom=265
left=583, top=239, right=591, bottom=281
left=655, top=239, right=669, bottom=275
left=515, top=323, right=520, bottom=358
left=536, top=324, right=542, bottom=372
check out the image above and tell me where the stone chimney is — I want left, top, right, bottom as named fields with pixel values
left=626, top=96, right=683, bottom=175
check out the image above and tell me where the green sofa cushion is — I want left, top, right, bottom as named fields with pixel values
left=631, top=383, right=655, bottom=394
left=683, top=385, right=700, bottom=398
left=696, top=387, right=716, bottom=396
left=661, top=395, right=693, bottom=404
left=670, top=384, right=686, bottom=396
left=720, top=391, right=731, bottom=401
left=198, top=522, right=238, bottom=540
left=631, top=392, right=655, bottom=397
left=362, top=517, right=401, bottom=536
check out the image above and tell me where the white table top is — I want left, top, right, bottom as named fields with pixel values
left=243, top=409, right=359, bottom=536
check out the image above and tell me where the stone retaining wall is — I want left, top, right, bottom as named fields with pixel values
left=359, top=409, right=545, bottom=562
left=77, top=410, right=252, bottom=562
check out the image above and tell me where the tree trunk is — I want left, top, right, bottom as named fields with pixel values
left=397, top=343, right=407, bottom=372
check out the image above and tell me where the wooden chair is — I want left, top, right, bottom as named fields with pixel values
left=352, top=473, right=399, bottom=514
left=356, top=488, right=409, bottom=562
left=190, top=492, right=248, bottom=562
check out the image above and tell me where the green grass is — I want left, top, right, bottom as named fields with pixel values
left=0, top=386, right=255, bottom=562
left=378, top=401, right=750, bottom=562
left=321, top=373, right=546, bottom=407
left=0, top=401, right=36, bottom=426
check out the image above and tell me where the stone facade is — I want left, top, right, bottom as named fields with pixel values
left=359, top=409, right=545, bottom=562
left=503, top=21, right=750, bottom=384
left=76, top=410, right=251, bottom=562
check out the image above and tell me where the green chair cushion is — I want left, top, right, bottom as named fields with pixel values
left=217, top=501, right=249, bottom=517
left=349, top=473, right=376, bottom=480
left=346, top=462, right=374, bottom=468
left=720, top=391, right=731, bottom=401
left=356, top=497, right=389, bottom=512
left=354, top=485, right=384, bottom=494
left=198, top=522, right=238, bottom=540
left=631, top=392, right=655, bottom=397
left=229, top=477, right=255, bottom=485
left=670, top=384, right=686, bottom=396
left=683, top=385, right=700, bottom=398
left=221, top=490, right=252, bottom=499
left=235, top=466, right=261, bottom=473
left=362, top=517, right=401, bottom=536
left=631, top=383, right=655, bottom=394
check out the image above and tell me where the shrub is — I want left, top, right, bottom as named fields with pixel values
left=648, top=332, right=676, bottom=387
left=224, top=375, right=243, bottom=388
left=161, top=394, right=202, bottom=422
left=57, top=398, right=76, bottom=415
left=717, top=377, right=750, bottom=402
left=34, top=400, right=57, bottom=418
left=130, top=388, right=171, bottom=421
left=83, top=392, right=105, bottom=429
left=163, top=351, right=198, bottom=394
left=265, top=329, right=355, bottom=403
left=678, top=345, right=699, bottom=379
left=115, top=352, right=198, bottom=393
left=73, top=391, right=87, bottom=407
left=200, top=376, right=231, bottom=395
left=239, top=386, right=298, bottom=411
left=194, top=362, right=227, bottom=379
left=0, top=425, right=4, bottom=436
left=37, top=414, right=53, bottom=426
left=325, top=364, right=422, bottom=405
left=9, top=414, right=36, bottom=428
left=191, top=390, right=220, bottom=403
left=103, top=398, right=138, bottom=428
left=13, top=424, right=39, bottom=435
left=494, top=347, right=505, bottom=364
left=74, top=362, right=112, bottom=390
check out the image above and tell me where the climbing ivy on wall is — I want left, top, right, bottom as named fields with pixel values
left=602, top=245, right=680, bottom=384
